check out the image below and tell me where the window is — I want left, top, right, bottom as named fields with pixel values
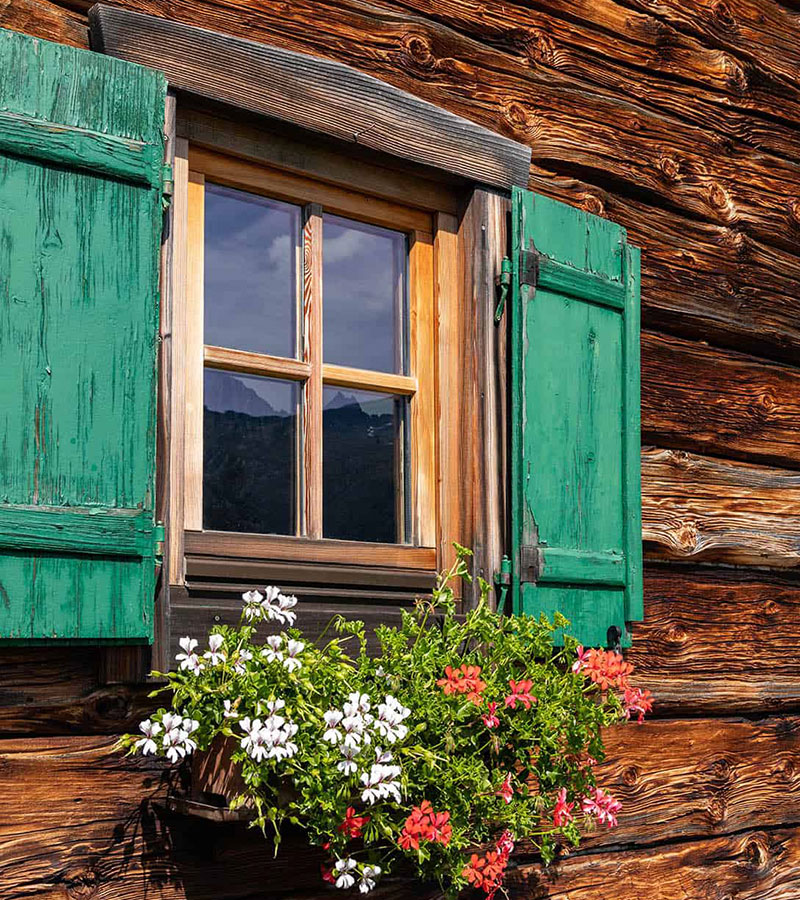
left=179, top=145, right=439, bottom=569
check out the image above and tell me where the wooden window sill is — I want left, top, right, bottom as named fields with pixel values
left=184, top=530, right=437, bottom=570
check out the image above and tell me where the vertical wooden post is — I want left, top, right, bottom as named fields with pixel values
left=302, top=203, right=323, bottom=538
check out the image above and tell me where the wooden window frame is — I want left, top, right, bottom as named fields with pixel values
left=168, top=133, right=457, bottom=581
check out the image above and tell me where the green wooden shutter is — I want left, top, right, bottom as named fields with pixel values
left=0, top=28, right=166, bottom=641
left=509, top=188, right=642, bottom=647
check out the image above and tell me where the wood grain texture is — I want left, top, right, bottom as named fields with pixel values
left=184, top=170, right=205, bottom=531
left=302, top=203, right=323, bottom=539
left=85, top=0, right=800, bottom=256
left=457, top=189, right=508, bottom=604
left=642, top=332, right=800, bottom=469
left=513, top=828, right=800, bottom=900
left=51, top=0, right=800, bottom=364
left=642, top=448, right=800, bottom=567
left=204, top=345, right=311, bottom=381
left=0, top=0, right=87, bottom=47
left=167, top=137, right=190, bottom=588
left=89, top=3, right=531, bottom=190
left=630, top=566, right=800, bottom=715
left=579, top=715, right=800, bottom=849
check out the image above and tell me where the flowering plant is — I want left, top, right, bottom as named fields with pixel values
left=121, top=546, right=652, bottom=898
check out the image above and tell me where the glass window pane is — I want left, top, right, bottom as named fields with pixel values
left=323, top=214, right=407, bottom=374
left=204, top=183, right=300, bottom=358
left=323, top=387, right=409, bottom=543
left=204, top=369, right=298, bottom=535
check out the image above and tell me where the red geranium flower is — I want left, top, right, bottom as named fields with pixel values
left=623, top=686, right=654, bottom=723
left=482, top=701, right=500, bottom=729
left=553, top=787, right=575, bottom=827
left=504, top=678, right=536, bottom=710
left=338, top=806, right=370, bottom=839
left=398, top=800, right=452, bottom=850
left=495, top=772, right=514, bottom=804
left=437, top=664, right=486, bottom=704
left=574, top=648, right=634, bottom=691
left=462, top=831, right=514, bottom=899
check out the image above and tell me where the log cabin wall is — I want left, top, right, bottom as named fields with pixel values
left=3, top=1, right=800, bottom=898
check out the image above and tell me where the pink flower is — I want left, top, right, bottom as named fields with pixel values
left=552, top=787, right=575, bottom=827
left=581, top=788, right=621, bottom=828
left=504, top=679, right=536, bottom=710
left=482, top=702, right=500, bottom=729
left=623, top=686, right=654, bottom=723
left=495, top=773, right=514, bottom=804
left=572, top=645, right=591, bottom=673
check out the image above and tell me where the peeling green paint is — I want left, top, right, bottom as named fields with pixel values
left=510, top=189, right=643, bottom=647
left=0, top=27, right=166, bottom=640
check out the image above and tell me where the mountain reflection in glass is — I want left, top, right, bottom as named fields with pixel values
left=323, top=214, right=407, bottom=374
left=203, top=369, right=298, bottom=535
left=204, top=183, right=300, bottom=358
left=323, top=387, right=408, bottom=543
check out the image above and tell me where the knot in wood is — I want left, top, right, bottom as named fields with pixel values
left=666, top=623, right=687, bottom=645
left=787, top=198, right=800, bottom=227
left=400, top=33, right=436, bottom=73
left=708, top=757, right=733, bottom=783
left=622, top=765, right=639, bottom=786
left=676, top=519, right=699, bottom=552
left=706, top=182, right=735, bottom=219
left=706, top=794, right=728, bottom=825
left=657, top=155, right=681, bottom=183
left=503, top=100, right=534, bottom=138
left=763, top=598, right=780, bottom=618
left=710, top=0, right=738, bottom=31
left=721, top=55, right=748, bottom=93
left=743, top=834, right=770, bottom=871
left=520, top=28, right=557, bottom=67
left=64, top=866, right=99, bottom=899
left=581, top=193, right=606, bottom=217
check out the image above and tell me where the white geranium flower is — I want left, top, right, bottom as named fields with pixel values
left=176, top=636, right=204, bottom=673
left=134, top=718, right=161, bottom=756
left=161, top=711, right=184, bottom=736
left=348, top=692, right=372, bottom=713
left=282, top=640, right=305, bottom=673
left=242, top=590, right=264, bottom=621
left=232, top=648, right=253, bottom=675
left=373, top=695, right=410, bottom=744
left=203, top=633, right=226, bottom=665
left=337, top=743, right=359, bottom=776
left=260, top=586, right=283, bottom=622
left=260, top=634, right=283, bottom=663
left=374, top=747, right=393, bottom=764
left=265, top=698, right=286, bottom=714
left=323, top=709, right=344, bottom=743
left=359, top=865, right=381, bottom=894
left=276, top=592, right=298, bottom=626
left=222, top=699, right=238, bottom=719
left=240, top=717, right=269, bottom=762
left=360, top=763, right=402, bottom=805
left=334, top=858, right=357, bottom=890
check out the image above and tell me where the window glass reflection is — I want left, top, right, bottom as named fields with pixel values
left=323, top=214, right=407, bottom=374
left=204, top=369, right=298, bottom=535
left=204, top=183, right=300, bottom=358
left=323, top=387, right=408, bottom=543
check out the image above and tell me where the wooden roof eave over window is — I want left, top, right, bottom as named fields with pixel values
left=88, top=4, right=531, bottom=192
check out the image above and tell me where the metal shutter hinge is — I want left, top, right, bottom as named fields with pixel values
left=161, top=163, right=174, bottom=209
left=494, top=256, right=512, bottom=324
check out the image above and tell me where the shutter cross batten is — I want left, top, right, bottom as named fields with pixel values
left=510, top=188, right=643, bottom=648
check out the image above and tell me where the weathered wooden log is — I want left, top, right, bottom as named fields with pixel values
left=512, top=827, right=800, bottom=900
left=642, top=332, right=800, bottom=468
left=0, top=0, right=86, bottom=46
left=642, top=448, right=800, bottom=567
left=631, top=565, right=800, bottom=715
left=390, top=0, right=800, bottom=159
